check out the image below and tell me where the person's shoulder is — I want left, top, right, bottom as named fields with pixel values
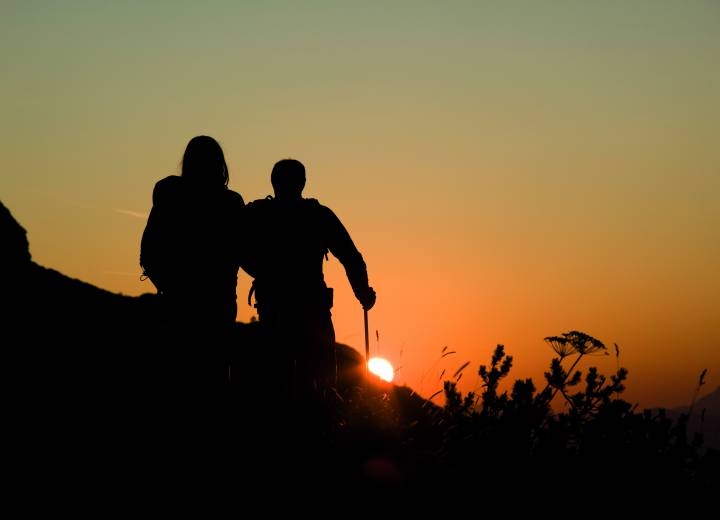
left=155, top=175, right=182, bottom=190
left=224, top=188, right=245, bottom=207
left=303, top=199, right=343, bottom=230
left=246, top=196, right=274, bottom=210
left=306, top=199, right=337, bottom=218
left=303, top=198, right=329, bottom=212
left=152, top=175, right=183, bottom=205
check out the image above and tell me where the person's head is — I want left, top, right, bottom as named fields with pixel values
left=271, top=159, right=306, bottom=200
left=181, top=135, right=229, bottom=187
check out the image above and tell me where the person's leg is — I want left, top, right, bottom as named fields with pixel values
left=289, top=310, right=337, bottom=437
left=306, top=309, right=337, bottom=390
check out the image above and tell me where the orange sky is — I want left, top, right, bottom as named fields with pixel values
left=1, top=1, right=718, bottom=408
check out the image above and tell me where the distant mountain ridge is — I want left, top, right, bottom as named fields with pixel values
left=673, top=386, right=720, bottom=416
left=664, top=386, right=720, bottom=450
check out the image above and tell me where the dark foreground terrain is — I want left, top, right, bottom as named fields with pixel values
left=3, top=201, right=718, bottom=505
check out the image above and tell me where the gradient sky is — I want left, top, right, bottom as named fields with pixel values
left=2, top=1, right=718, bottom=408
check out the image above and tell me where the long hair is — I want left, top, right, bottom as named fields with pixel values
left=181, top=135, right=229, bottom=187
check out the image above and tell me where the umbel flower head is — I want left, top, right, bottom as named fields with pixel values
left=544, top=335, right=575, bottom=358
left=544, top=330, right=606, bottom=357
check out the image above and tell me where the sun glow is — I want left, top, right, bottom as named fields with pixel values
left=368, top=357, right=394, bottom=383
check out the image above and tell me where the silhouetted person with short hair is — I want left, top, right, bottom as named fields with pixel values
left=245, top=159, right=376, bottom=400
left=140, top=135, right=244, bottom=395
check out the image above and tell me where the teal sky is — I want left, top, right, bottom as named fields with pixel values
left=2, top=1, right=718, bottom=407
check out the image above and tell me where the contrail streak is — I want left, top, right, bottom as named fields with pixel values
left=114, top=208, right=148, bottom=219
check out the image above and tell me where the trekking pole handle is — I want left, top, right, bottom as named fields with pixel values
left=364, top=308, right=370, bottom=373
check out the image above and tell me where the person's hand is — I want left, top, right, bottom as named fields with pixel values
left=359, top=286, right=376, bottom=311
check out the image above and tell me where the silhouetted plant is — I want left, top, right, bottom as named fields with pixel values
left=443, top=381, right=475, bottom=417
left=476, top=344, right=513, bottom=417
left=689, top=368, right=708, bottom=418
left=540, top=330, right=608, bottom=407
left=566, top=366, right=628, bottom=419
left=422, top=330, right=717, bottom=490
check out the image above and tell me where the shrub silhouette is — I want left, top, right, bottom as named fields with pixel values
left=429, top=332, right=716, bottom=493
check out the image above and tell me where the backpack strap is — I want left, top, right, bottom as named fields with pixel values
left=303, top=198, right=330, bottom=260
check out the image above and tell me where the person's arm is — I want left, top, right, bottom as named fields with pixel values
left=324, top=206, right=376, bottom=310
left=236, top=199, right=260, bottom=279
left=139, top=177, right=177, bottom=292
left=225, top=190, right=257, bottom=278
left=140, top=205, right=167, bottom=292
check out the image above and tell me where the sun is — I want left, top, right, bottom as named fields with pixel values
left=368, top=357, right=394, bottom=383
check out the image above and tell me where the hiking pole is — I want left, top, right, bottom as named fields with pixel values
left=364, top=308, right=370, bottom=375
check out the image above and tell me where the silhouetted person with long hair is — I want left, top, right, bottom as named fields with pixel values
left=140, top=135, right=244, bottom=395
left=245, top=159, right=376, bottom=403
